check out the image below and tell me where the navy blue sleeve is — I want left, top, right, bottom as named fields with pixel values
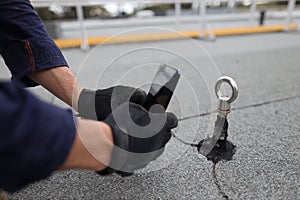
left=0, top=0, right=69, bottom=87
left=0, top=81, right=76, bottom=192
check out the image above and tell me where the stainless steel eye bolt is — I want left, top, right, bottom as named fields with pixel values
left=215, top=76, right=239, bottom=114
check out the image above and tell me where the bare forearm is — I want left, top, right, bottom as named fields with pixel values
left=29, top=67, right=115, bottom=170
left=28, top=66, right=83, bottom=111
left=59, top=120, right=114, bottom=171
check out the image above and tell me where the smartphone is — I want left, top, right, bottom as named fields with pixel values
left=143, top=64, right=180, bottom=112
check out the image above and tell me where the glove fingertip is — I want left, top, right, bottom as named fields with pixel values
left=130, top=88, right=147, bottom=105
left=117, top=171, right=134, bottom=177
left=166, top=112, right=178, bottom=129
left=97, top=167, right=115, bottom=176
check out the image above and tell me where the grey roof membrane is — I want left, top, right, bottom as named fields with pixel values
left=4, top=32, right=300, bottom=199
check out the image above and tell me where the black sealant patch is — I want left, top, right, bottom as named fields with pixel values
left=192, top=117, right=236, bottom=199
left=192, top=116, right=236, bottom=163
left=190, top=138, right=236, bottom=200
left=196, top=138, right=236, bottom=164
left=173, top=115, right=236, bottom=199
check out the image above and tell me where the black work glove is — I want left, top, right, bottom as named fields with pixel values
left=78, top=86, right=146, bottom=121
left=99, top=102, right=178, bottom=176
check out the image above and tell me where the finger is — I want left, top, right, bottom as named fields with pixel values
left=130, top=88, right=147, bottom=105
left=160, top=129, right=172, bottom=146
left=166, top=112, right=178, bottom=129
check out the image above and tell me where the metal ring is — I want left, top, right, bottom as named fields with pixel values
left=215, top=76, right=238, bottom=103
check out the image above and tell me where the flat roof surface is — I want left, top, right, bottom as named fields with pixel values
left=2, top=32, right=300, bottom=199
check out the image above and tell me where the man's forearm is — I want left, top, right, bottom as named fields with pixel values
left=28, top=66, right=83, bottom=111
left=59, top=120, right=114, bottom=171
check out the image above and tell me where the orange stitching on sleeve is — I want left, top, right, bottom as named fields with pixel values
left=24, top=41, right=36, bottom=72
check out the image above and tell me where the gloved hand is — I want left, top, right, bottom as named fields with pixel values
left=78, top=86, right=146, bottom=121
left=99, top=102, right=178, bottom=176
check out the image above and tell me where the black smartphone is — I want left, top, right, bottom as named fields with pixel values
left=143, top=64, right=180, bottom=112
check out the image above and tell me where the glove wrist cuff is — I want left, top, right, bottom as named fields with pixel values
left=78, top=89, right=97, bottom=120
left=108, top=123, right=129, bottom=172
left=96, top=121, right=130, bottom=176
